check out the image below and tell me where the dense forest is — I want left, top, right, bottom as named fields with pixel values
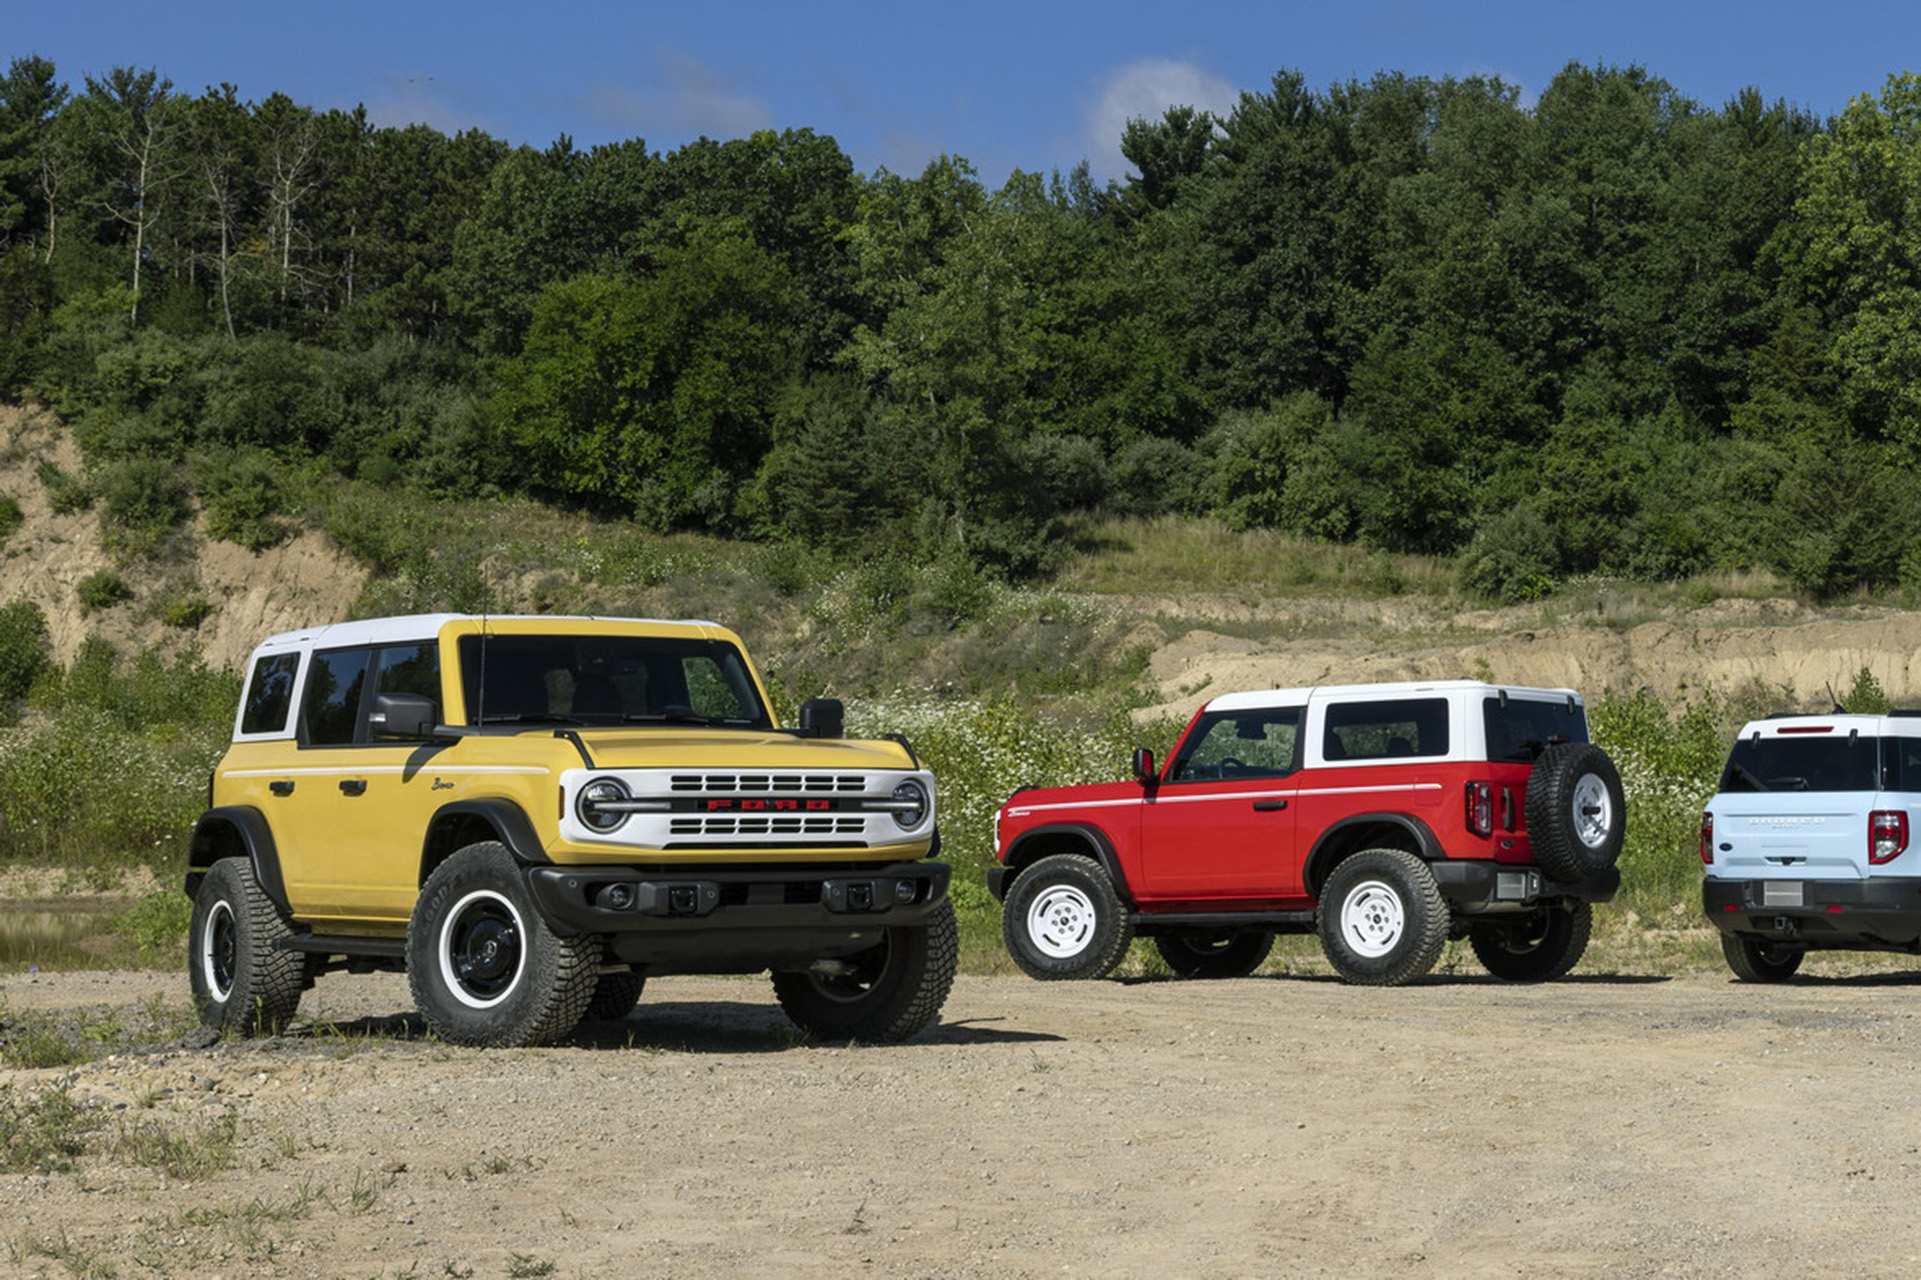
left=2, top=55, right=1921, bottom=601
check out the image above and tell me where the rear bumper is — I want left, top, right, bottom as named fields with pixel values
left=526, top=860, right=951, bottom=973
left=1703, top=876, right=1921, bottom=948
left=1430, top=859, right=1620, bottom=910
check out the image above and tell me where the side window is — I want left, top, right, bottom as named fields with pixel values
left=303, top=648, right=371, bottom=746
left=240, top=652, right=301, bottom=735
left=373, top=643, right=440, bottom=704
left=1323, top=697, right=1449, bottom=761
left=1171, top=708, right=1303, bottom=781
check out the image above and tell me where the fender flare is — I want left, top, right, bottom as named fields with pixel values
left=421, top=797, right=550, bottom=872
left=1304, top=812, right=1445, bottom=896
left=186, top=806, right=291, bottom=915
left=1003, top=822, right=1131, bottom=901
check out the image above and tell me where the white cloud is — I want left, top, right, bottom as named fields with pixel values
left=582, top=53, right=771, bottom=143
left=364, top=71, right=493, bottom=136
left=1086, top=59, right=1239, bottom=181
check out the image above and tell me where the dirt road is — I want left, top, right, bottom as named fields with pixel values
left=4, top=964, right=1921, bottom=1277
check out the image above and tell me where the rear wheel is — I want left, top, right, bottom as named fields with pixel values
left=1154, top=930, right=1275, bottom=979
left=1721, top=933, right=1803, bottom=983
left=1002, top=854, right=1134, bottom=980
left=1469, top=902, right=1592, bottom=982
left=1317, top=849, right=1448, bottom=987
left=188, top=858, right=304, bottom=1035
left=773, top=899, right=958, bottom=1043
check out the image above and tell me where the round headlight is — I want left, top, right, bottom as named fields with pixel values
left=577, top=777, right=631, bottom=833
left=890, top=778, right=929, bottom=830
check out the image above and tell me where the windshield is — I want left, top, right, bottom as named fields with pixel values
left=458, top=634, right=771, bottom=729
left=1719, top=735, right=1881, bottom=793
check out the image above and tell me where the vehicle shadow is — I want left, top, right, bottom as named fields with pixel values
left=279, top=1002, right=1059, bottom=1053
left=1116, top=971, right=1673, bottom=988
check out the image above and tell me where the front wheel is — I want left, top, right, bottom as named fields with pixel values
left=1721, top=933, right=1803, bottom=983
left=1155, top=930, right=1275, bottom=979
left=407, top=842, right=597, bottom=1047
left=188, top=858, right=305, bottom=1035
left=1469, top=902, right=1592, bottom=982
left=772, top=898, right=958, bottom=1043
left=1001, top=854, right=1134, bottom=980
left=1317, top=849, right=1448, bottom=986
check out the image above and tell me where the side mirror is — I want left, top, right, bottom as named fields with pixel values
left=1132, top=747, right=1157, bottom=784
left=370, top=691, right=439, bottom=740
left=799, top=697, right=844, bottom=739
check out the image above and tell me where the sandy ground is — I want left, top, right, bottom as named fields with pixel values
left=5, top=965, right=1921, bottom=1277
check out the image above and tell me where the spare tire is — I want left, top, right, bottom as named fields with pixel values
left=1525, top=741, right=1625, bottom=881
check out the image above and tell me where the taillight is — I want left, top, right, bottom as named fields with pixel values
left=1699, top=811, right=1714, bottom=864
left=1870, top=810, right=1909, bottom=865
left=1466, top=781, right=1493, bottom=836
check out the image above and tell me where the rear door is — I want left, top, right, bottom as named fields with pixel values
left=1709, top=724, right=1882, bottom=896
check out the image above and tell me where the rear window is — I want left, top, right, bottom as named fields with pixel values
left=240, top=652, right=301, bottom=735
left=1720, top=735, right=1882, bottom=793
left=1323, top=698, right=1448, bottom=761
left=1482, top=696, right=1588, bottom=763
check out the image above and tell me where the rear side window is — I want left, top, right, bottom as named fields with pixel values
left=1483, top=696, right=1589, bottom=763
left=1720, top=736, right=1881, bottom=793
left=303, top=648, right=372, bottom=746
left=240, top=652, right=301, bottom=735
left=1323, top=698, right=1448, bottom=761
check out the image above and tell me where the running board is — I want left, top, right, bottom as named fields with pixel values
left=1130, top=910, right=1316, bottom=928
left=275, top=934, right=408, bottom=959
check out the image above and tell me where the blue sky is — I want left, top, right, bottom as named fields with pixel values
left=14, top=1, right=1921, bottom=184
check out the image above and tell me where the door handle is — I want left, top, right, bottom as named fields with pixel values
left=1252, top=799, right=1287, bottom=812
left=339, top=779, right=368, bottom=797
left=268, top=780, right=294, bottom=797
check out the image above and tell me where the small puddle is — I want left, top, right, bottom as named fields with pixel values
left=0, top=900, right=124, bottom=968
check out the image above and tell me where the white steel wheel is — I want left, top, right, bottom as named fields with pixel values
left=198, top=897, right=237, bottom=1003
left=1571, top=773, right=1614, bottom=849
left=1026, top=883, right=1098, bottom=959
left=436, top=888, right=530, bottom=1010
left=1337, top=879, right=1407, bottom=958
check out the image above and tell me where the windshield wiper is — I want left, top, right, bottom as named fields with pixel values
left=478, top=714, right=585, bottom=726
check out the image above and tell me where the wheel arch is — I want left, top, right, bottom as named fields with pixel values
left=419, top=798, right=550, bottom=887
left=1304, top=813, right=1444, bottom=898
left=186, top=806, right=291, bottom=915
left=1002, top=823, right=1130, bottom=902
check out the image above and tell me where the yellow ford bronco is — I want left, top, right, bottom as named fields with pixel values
left=185, top=614, right=954, bottom=1046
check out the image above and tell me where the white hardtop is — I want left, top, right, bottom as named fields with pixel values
left=1732, top=712, right=1921, bottom=741
left=247, top=613, right=726, bottom=657
left=1204, top=680, right=1582, bottom=715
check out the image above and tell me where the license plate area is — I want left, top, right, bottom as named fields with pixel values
left=1760, top=881, right=1805, bottom=907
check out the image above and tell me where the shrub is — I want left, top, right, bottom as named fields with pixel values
left=193, top=447, right=284, bottom=551
left=0, top=600, right=49, bottom=717
left=1458, top=505, right=1557, bottom=604
left=96, top=456, right=189, bottom=553
left=36, top=459, right=91, bottom=514
left=77, top=570, right=130, bottom=613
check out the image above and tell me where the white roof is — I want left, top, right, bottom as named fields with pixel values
left=249, top=613, right=723, bottom=654
left=1738, top=713, right=1921, bottom=738
left=1204, top=680, right=1582, bottom=714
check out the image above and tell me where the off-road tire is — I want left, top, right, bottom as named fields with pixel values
left=1526, top=742, right=1626, bottom=881
left=408, top=842, right=597, bottom=1047
left=772, top=898, right=958, bottom=1043
left=585, top=971, right=646, bottom=1022
left=1469, top=902, right=1592, bottom=982
left=189, top=857, right=305, bottom=1035
left=1721, top=933, right=1804, bottom=983
left=1317, top=849, right=1448, bottom=986
left=1154, top=930, right=1275, bottom=979
left=1002, top=853, right=1135, bottom=980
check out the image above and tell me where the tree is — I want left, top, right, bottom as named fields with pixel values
left=0, top=56, right=66, bottom=245
left=74, top=67, right=178, bottom=322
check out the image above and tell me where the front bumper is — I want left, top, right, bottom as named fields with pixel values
left=1429, top=859, right=1620, bottom=911
left=525, top=860, right=952, bottom=973
left=1703, top=876, right=1921, bottom=949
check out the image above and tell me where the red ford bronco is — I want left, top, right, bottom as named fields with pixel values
left=990, top=681, right=1625, bottom=985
